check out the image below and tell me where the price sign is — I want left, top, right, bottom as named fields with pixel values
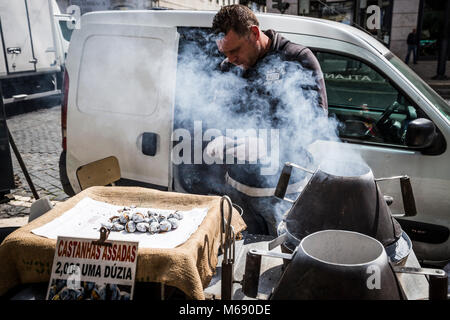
left=46, top=236, right=138, bottom=300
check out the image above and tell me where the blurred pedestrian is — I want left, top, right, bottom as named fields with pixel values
left=405, top=28, right=418, bottom=64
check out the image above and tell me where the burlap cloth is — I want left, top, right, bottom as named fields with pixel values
left=0, top=186, right=246, bottom=299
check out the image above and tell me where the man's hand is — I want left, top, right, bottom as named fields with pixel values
left=205, top=136, right=267, bottom=162
left=205, top=136, right=235, bottom=161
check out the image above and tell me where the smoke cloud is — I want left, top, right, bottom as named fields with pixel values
left=173, top=28, right=363, bottom=177
left=172, top=28, right=366, bottom=234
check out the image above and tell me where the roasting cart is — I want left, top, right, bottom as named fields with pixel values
left=0, top=159, right=447, bottom=300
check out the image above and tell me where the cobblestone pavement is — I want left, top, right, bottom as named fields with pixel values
left=0, top=105, right=68, bottom=224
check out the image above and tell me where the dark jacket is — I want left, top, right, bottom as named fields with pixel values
left=263, top=29, right=328, bottom=111
left=407, top=32, right=417, bottom=46
left=219, top=29, right=328, bottom=129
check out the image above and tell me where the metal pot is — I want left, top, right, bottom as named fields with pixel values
left=273, top=159, right=416, bottom=264
left=272, top=230, right=403, bottom=300
left=242, top=230, right=448, bottom=300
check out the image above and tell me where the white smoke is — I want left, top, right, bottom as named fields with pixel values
left=173, top=29, right=363, bottom=173
left=172, top=28, right=367, bottom=233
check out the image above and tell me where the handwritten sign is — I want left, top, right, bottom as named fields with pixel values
left=46, top=236, right=138, bottom=300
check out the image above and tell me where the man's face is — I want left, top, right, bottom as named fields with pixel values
left=216, top=28, right=259, bottom=69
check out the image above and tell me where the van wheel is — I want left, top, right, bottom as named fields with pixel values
left=59, top=151, right=75, bottom=196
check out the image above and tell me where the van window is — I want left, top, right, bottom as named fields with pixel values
left=388, top=54, right=450, bottom=121
left=316, top=51, right=425, bottom=146
left=319, top=52, right=398, bottom=109
left=59, top=21, right=73, bottom=41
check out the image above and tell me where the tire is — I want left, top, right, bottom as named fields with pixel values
left=59, top=150, right=75, bottom=196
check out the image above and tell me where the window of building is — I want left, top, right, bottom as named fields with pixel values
left=355, top=0, right=393, bottom=46
left=308, top=1, right=354, bottom=25
left=306, top=1, right=393, bottom=47
left=418, top=0, right=448, bottom=59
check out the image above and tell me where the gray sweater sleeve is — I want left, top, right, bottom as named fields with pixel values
left=295, top=48, right=328, bottom=113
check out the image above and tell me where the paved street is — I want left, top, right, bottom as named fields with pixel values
left=0, top=105, right=68, bottom=225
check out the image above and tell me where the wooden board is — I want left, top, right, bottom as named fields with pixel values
left=76, top=156, right=121, bottom=190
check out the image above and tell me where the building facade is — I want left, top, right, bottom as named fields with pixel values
left=56, top=0, right=260, bottom=12
left=267, top=0, right=449, bottom=64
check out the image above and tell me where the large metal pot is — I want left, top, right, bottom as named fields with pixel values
left=271, top=230, right=403, bottom=300
left=242, top=230, right=448, bottom=300
left=273, top=159, right=416, bottom=264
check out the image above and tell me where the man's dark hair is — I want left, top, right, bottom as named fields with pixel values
left=212, top=4, right=259, bottom=37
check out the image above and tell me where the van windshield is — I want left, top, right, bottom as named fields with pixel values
left=387, top=54, right=450, bottom=122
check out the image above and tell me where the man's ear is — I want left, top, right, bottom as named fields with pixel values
left=216, top=38, right=224, bottom=52
left=250, top=25, right=260, bottom=40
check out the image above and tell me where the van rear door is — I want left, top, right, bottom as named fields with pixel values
left=0, top=0, right=36, bottom=73
left=26, top=0, right=59, bottom=72
left=66, top=24, right=179, bottom=190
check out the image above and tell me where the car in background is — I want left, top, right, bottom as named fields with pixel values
left=59, top=10, right=450, bottom=265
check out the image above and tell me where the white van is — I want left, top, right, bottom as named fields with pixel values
left=0, top=0, right=67, bottom=107
left=60, top=10, right=450, bottom=265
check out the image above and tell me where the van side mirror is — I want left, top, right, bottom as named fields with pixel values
left=405, top=118, right=437, bottom=149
